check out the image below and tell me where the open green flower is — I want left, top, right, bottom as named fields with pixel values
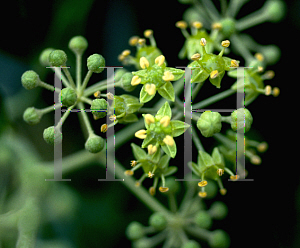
left=134, top=102, right=190, bottom=158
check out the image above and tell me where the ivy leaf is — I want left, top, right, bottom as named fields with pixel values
left=170, top=120, right=190, bottom=137
left=161, top=142, right=177, bottom=159
left=131, top=143, right=147, bottom=161
left=149, top=146, right=161, bottom=164
left=158, top=154, right=170, bottom=169
left=211, top=147, right=225, bottom=168
left=140, top=84, right=156, bottom=103
left=141, top=134, right=155, bottom=148
left=187, top=161, right=201, bottom=177
left=156, top=101, right=172, bottom=119
left=157, top=81, right=175, bottom=102
left=121, top=94, right=143, bottom=114
left=198, top=150, right=214, bottom=173
left=118, top=114, right=138, bottom=124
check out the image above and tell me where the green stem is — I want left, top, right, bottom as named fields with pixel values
left=39, top=81, right=57, bottom=92
left=192, top=81, right=204, bottom=102
left=236, top=8, right=269, bottom=31
left=51, top=67, right=71, bottom=88
left=213, top=133, right=235, bottom=149
left=191, top=124, right=204, bottom=151
left=227, top=0, right=250, bottom=18
left=80, top=70, right=93, bottom=94
left=80, top=96, right=93, bottom=105
left=83, top=76, right=116, bottom=97
left=62, top=67, right=76, bottom=89
left=77, top=101, right=94, bottom=136
left=168, top=193, right=178, bottom=213
left=201, top=0, right=220, bottom=22
left=184, top=225, right=211, bottom=240
left=230, top=34, right=254, bottom=63
left=76, top=54, right=82, bottom=91
left=138, top=107, right=158, bottom=114
left=40, top=103, right=61, bottom=115
left=56, top=105, right=74, bottom=130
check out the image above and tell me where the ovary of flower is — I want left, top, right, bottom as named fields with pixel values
left=144, top=114, right=155, bottom=125
left=162, top=71, right=174, bottom=81
left=147, top=144, right=157, bottom=155
left=145, top=84, right=156, bottom=95
left=210, top=70, right=219, bottom=79
left=131, top=75, right=141, bottom=86
left=135, top=129, right=147, bottom=139
left=163, top=135, right=174, bottom=146
left=160, top=116, right=170, bottom=127
left=140, top=56, right=150, bottom=69
left=155, top=55, right=165, bottom=66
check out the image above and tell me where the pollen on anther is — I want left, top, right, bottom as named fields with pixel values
left=198, top=192, right=207, bottom=198
left=200, top=38, right=207, bottom=46
left=221, top=40, right=230, bottom=47
left=191, top=53, right=201, bottom=61
left=175, top=20, right=188, bottom=29
left=198, top=181, right=208, bottom=187
left=129, top=36, right=139, bottom=46
left=159, top=187, right=169, bottom=193
left=210, top=70, right=219, bottom=79
left=124, top=170, right=134, bottom=176
left=255, top=53, right=264, bottom=62
left=144, top=29, right=153, bottom=38
left=192, top=21, right=203, bottom=29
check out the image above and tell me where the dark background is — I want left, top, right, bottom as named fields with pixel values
left=0, top=0, right=296, bottom=247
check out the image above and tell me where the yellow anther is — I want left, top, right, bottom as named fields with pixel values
left=109, top=115, right=116, bottom=121
left=93, top=115, right=100, bottom=120
left=257, top=142, right=268, bottom=153
left=265, top=85, right=272, bottom=96
left=94, top=90, right=101, bottom=98
left=162, top=71, right=174, bottom=81
left=145, top=84, right=156, bottom=95
left=200, top=38, right=207, bottom=46
left=175, top=20, right=188, bottom=29
left=148, top=171, right=154, bottom=178
left=191, top=53, right=201, bottom=61
left=129, top=36, right=139, bottom=46
left=147, top=144, right=157, bottom=155
left=231, top=60, right=239, bottom=67
left=257, top=66, right=264, bottom=72
left=131, top=160, right=138, bottom=167
left=138, top=38, right=146, bottom=46
left=198, top=181, right=208, bottom=187
left=122, top=49, right=131, bottom=57
left=212, top=22, right=222, bottom=30
left=163, top=135, right=174, bottom=146
left=160, top=116, right=171, bottom=127
left=221, top=40, right=230, bottom=47
left=140, top=57, right=150, bottom=69
left=220, top=189, right=227, bottom=195
left=118, top=54, right=125, bottom=62
left=135, top=129, right=147, bottom=139
left=135, top=181, right=141, bottom=187
left=144, top=29, right=153, bottom=38
left=272, top=87, right=280, bottom=97
left=144, top=114, right=155, bottom=125
left=264, top=70, right=275, bottom=79
left=107, top=92, right=114, bottom=100
left=131, top=75, right=141, bottom=86
left=155, top=55, right=165, bottom=66
left=149, top=187, right=156, bottom=196
left=210, top=70, right=219, bottom=79
left=191, top=21, right=203, bottom=29
left=101, top=124, right=108, bottom=133
left=124, top=170, right=134, bottom=176
left=217, top=169, right=224, bottom=176
left=255, top=53, right=264, bottom=61
left=159, top=187, right=169, bottom=193
left=230, top=175, right=239, bottom=181
left=251, top=155, right=261, bottom=165
left=198, top=191, right=207, bottom=198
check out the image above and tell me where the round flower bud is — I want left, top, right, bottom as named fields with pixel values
left=209, top=201, right=228, bottom=220
left=263, top=0, right=286, bottom=22
left=133, top=238, right=152, bottom=248
left=149, top=212, right=167, bottom=231
left=160, top=176, right=180, bottom=195
left=21, top=70, right=40, bottom=90
left=43, top=126, right=62, bottom=145
left=220, top=18, right=236, bottom=37
left=197, top=111, right=222, bottom=137
left=204, top=179, right=218, bottom=199
left=91, top=99, right=107, bottom=118
left=260, top=45, right=281, bottom=65
left=120, top=72, right=136, bottom=92
left=208, top=229, right=230, bottom=248
left=49, top=50, right=67, bottom=67
left=59, top=87, right=77, bottom=107
left=87, top=54, right=105, bottom=73
left=68, top=36, right=88, bottom=55
left=126, top=221, right=144, bottom=240
left=181, top=240, right=201, bottom=248
left=23, top=107, right=42, bottom=125
left=231, top=108, right=253, bottom=133
left=114, top=68, right=128, bottom=82
left=85, top=134, right=105, bottom=153
left=39, top=48, right=54, bottom=66
left=195, top=210, right=212, bottom=229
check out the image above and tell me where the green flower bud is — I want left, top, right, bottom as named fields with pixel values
left=91, top=99, right=107, bottom=118
left=120, top=72, right=136, bottom=92
left=68, top=36, right=88, bottom=55
left=149, top=212, right=167, bottom=231
left=59, top=87, right=77, bottom=107
left=220, top=18, right=236, bottom=37
left=23, top=107, right=42, bottom=125
left=87, top=54, right=105, bottom=73
left=85, top=134, right=105, bottom=153
left=181, top=240, right=201, bottom=248
left=197, top=111, right=222, bottom=137
left=114, top=68, right=128, bottom=82
left=231, top=108, right=253, bottom=133
left=21, top=70, right=40, bottom=90
left=126, top=221, right=144, bottom=240
left=133, top=238, right=152, bottom=248
left=209, top=201, right=228, bottom=220
left=195, top=210, right=212, bottom=229
left=260, top=45, right=281, bottom=65
left=49, top=50, right=67, bottom=67
left=208, top=229, right=230, bottom=248
left=43, top=126, right=62, bottom=145
left=39, top=48, right=54, bottom=66
left=204, top=179, right=218, bottom=199
left=263, top=0, right=286, bottom=22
